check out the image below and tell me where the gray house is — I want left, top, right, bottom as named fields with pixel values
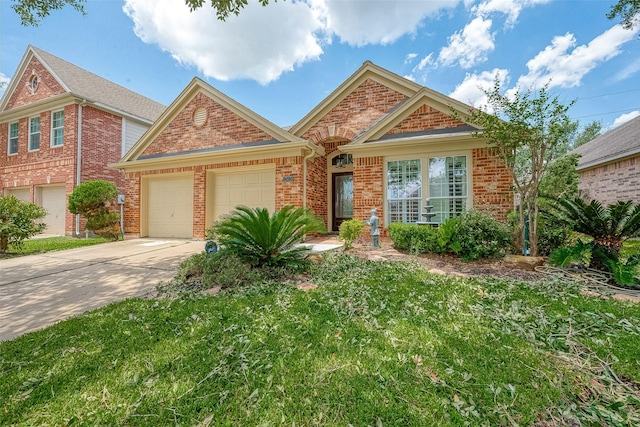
left=572, top=115, right=640, bottom=205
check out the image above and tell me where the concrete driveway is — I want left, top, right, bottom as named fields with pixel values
left=0, top=238, right=204, bottom=342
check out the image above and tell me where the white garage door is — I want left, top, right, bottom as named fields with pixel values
left=5, top=187, right=30, bottom=202
left=211, top=167, right=275, bottom=221
left=38, top=185, right=67, bottom=235
left=147, top=176, right=194, bottom=238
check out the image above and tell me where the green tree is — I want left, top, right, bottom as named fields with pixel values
left=13, top=0, right=274, bottom=26
left=0, top=195, right=47, bottom=252
left=607, top=0, right=640, bottom=30
left=68, top=180, right=120, bottom=240
left=572, top=120, right=602, bottom=149
left=457, top=78, right=575, bottom=256
left=207, top=205, right=326, bottom=267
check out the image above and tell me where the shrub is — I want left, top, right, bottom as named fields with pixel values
left=207, top=205, right=326, bottom=268
left=338, top=218, right=365, bottom=250
left=388, top=223, right=441, bottom=254
left=444, top=210, right=512, bottom=261
left=0, top=195, right=47, bottom=252
left=203, top=251, right=265, bottom=289
left=68, top=180, right=120, bottom=240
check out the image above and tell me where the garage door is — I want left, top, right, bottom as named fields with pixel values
left=38, top=185, right=67, bottom=235
left=5, top=187, right=30, bottom=202
left=211, top=168, right=275, bottom=221
left=147, top=176, right=194, bottom=238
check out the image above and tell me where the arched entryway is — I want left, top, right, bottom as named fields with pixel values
left=329, top=153, right=354, bottom=231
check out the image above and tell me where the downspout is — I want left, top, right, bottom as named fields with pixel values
left=75, top=99, right=86, bottom=236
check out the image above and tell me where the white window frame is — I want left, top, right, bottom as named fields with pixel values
left=8, top=122, right=19, bottom=155
left=28, top=116, right=40, bottom=152
left=51, top=110, right=64, bottom=147
left=386, top=159, right=422, bottom=224
left=427, top=155, right=469, bottom=224
left=385, top=152, right=471, bottom=225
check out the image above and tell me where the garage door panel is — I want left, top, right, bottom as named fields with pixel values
left=212, top=168, right=275, bottom=221
left=147, top=176, right=193, bottom=238
left=39, top=186, right=66, bottom=235
left=5, top=188, right=30, bottom=202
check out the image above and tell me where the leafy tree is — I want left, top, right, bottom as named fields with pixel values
left=607, top=0, right=640, bottom=30
left=456, top=78, right=575, bottom=256
left=185, top=0, right=273, bottom=20
left=68, top=180, right=120, bottom=240
left=12, top=0, right=85, bottom=26
left=572, top=120, right=602, bottom=149
left=0, top=195, right=47, bottom=252
left=207, top=205, right=326, bottom=267
left=539, top=153, right=580, bottom=202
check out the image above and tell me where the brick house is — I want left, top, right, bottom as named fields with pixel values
left=0, top=46, right=165, bottom=235
left=111, top=61, right=512, bottom=239
left=572, top=115, right=640, bottom=205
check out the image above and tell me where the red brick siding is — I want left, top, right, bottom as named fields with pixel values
left=141, top=93, right=274, bottom=158
left=303, top=79, right=407, bottom=143
left=353, top=156, right=384, bottom=231
left=123, top=157, right=304, bottom=238
left=472, top=147, right=512, bottom=220
left=388, top=104, right=469, bottom=134
left=4, top=57, right=66, bottom=110
left=578, top=156, right=639, bottom=205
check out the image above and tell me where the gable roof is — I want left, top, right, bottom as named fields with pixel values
left=349, top=87, right=479, bottom=145
left=572, top=115, right=640, bottom=170
left=289, top=61, right=423, bottom=137
left=119, top=77, right=309, bottom=164
left=0, top=46, right=165, bottom=123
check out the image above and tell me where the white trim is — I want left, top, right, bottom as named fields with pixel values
left=7, top=121, right=19, bottom=155
left=28, top=115, right=41, bottom=152
left=50, top=109, right=64, bottom=148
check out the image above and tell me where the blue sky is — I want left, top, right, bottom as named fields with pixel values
left=1, top=0, right=639, bottom=130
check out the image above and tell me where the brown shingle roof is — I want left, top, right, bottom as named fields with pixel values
left=31, top=46, right=165, bottom=122
left=572, top=115, right=640, bottom=170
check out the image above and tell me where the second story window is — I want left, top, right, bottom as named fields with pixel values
left=29, top=116, right=40, bottom=151
left=51, top=110, right=64, bottom=147
left=8, top=122, right=18, bottom=155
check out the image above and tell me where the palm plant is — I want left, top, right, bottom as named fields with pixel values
left=208, top=205, right=326, bottom=267
left=553, top=198, right=640, bottom=256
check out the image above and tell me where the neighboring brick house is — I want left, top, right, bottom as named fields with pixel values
left=111, top=61, right=512, bottom=239
left=0, top=46, right=165, bottom=235
left=572, top=115, right=640, bottom=205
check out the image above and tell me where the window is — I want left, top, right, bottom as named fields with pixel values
left=387, top=159, right=421, bottom=223
left=428, top=156, right=467, bottom=223
left=51, top=110, right=64, bottom=147
left=29, top=116, right=40, bottom=151
left=8, top=122, right=18, bottom=155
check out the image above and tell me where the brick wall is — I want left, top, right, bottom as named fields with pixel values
left=578, top=156, right=639, bottom=205
left=353, top=155, right=384, bottom=229
left=140, top=93, right=275, bottom=158
left=388, top=104, right=469, bottom=134
left=5, top=57, right=66, bottom=110
left=472, top=147, right=512, bottom=220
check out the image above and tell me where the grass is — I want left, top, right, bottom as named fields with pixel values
left=1, top=253, right=640, bottom=425
left=0, top=236, right=109, bottom=258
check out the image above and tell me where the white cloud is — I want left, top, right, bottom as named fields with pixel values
left=0, top=73, right=10, bottom=94
left=321, top=0, right=458, bottom=47
left=612, top=57, right=640, bottom=82
left=437, top=16, right=495, bottom=68
left=404, top=53, right=418, bottom=64
left=449, top=68, right=509, bottom=110
left=516, top=24, right=640, bottom=90
left=123, top=0, right=324, bottom=85
left=612, top=111, right=640, bottom=128
left=473, top=0, right=550, bottom=27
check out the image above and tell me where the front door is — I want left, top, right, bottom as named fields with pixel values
left=332, top=172, right=353, bottom=231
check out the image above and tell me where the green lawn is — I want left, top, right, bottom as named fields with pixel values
left=1, top=253, right=639, bottom=426
left=0, top=236, right=109, bottom=258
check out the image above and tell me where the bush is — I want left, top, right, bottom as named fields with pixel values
left=388, top=223, right=441, bottom=254
left=68, top=180, right=120, bottom=240
left=338, top=218, right=365, bottom=250
left=0, top=195, right=47, bottom=252
left=443, top=210, right=511, bottom=261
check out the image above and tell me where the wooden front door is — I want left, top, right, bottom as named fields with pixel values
left=332, top=172, right=353, bottom=231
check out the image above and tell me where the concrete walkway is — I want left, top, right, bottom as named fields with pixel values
left=0, top=239, right=204, bottom=342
